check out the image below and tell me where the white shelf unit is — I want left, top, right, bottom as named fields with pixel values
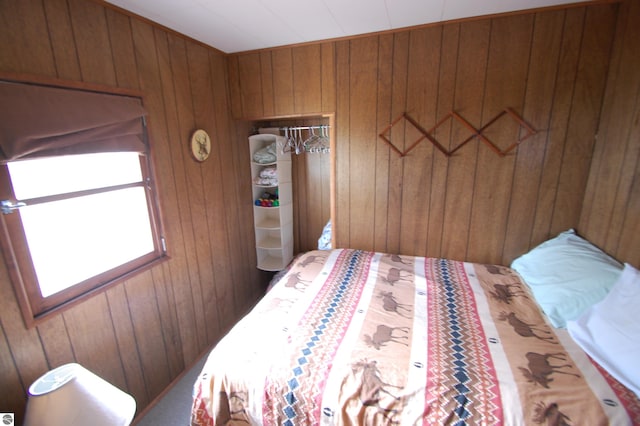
left=249, top=133, right=293, bottom=271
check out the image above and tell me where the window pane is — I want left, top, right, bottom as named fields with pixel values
left=19, top=187, right=154, bottom=297
left=8, top=152, right=143, bottom=199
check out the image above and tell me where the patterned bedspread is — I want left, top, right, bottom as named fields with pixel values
left=191, top=249, right=640, bottom=425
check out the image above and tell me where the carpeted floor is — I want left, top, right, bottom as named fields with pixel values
left=134, top=354, right=207, bottom=426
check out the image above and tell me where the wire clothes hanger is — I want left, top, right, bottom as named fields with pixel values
left=280, top=127, right=293, bottom=154
left=279, top=125, right=330, bottom=155
left=304, top=126, right=330, bottom=154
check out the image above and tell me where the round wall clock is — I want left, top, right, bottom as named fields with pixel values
left=190, top=129, right=211, bottom=162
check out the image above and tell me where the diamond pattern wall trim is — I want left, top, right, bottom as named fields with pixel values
left=378, top=108, right=537, bottom=158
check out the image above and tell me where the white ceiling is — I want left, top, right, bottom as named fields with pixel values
left=104, top=0, right=591, bottom=53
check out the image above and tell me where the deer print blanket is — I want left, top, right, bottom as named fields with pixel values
left=190, top=249, right=640, bottom=425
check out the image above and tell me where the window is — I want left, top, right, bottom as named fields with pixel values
left=0, top=77, right=166, bottom=327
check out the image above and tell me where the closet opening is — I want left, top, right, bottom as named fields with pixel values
left=249, top=114, right=335, bottom=259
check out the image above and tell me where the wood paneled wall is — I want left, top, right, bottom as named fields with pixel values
left=580, top=0, right=640, bottom=266
left=228, top=2, right=627, bottom=266
left=0, top=0, right=263, bottom=423
left=292, top=147, right=331, bottom=252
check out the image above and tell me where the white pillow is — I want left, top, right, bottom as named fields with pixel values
left=567, top=263, right=640, bottom=397
left=511, top=229, right=623, bottom=328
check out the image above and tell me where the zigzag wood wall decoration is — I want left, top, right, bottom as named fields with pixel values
left=378, top=108, right=537, bottom=158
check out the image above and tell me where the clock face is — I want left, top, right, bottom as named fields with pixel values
left=190, top=129, right=211, bottom=162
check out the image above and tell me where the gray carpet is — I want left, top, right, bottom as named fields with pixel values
left=135, top=354, right=207, bottom=426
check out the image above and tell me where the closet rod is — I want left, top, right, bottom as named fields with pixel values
left=279, top=125, right=330, bottom=131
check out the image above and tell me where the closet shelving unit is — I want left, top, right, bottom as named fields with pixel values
left=249, top=133, right=293, bottom=271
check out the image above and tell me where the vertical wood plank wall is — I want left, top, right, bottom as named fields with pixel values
left=0, top=0, right=639, bottom=423
left=228, top=2, right=639, bottom=267
left=0, top=0, right=263, bottom=422
left=580, top=0, right=640, bottom=266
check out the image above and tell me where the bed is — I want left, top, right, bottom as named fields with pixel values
left=191, top=231, right=640, bottom=425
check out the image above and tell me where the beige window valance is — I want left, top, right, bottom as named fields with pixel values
left=0, top=81, right=147, bottom=164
